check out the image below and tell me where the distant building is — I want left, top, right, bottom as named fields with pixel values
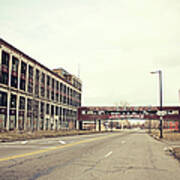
left=52, top=68, right=82, bottom=91
left=0, top=38, right=82, bottom=131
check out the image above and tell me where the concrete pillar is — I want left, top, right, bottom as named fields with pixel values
left=16, top=94, right=19, bottom=130
left=44, top=74, right=47, bottom=99
left=47, top=104, right=50, bottom=130
left=43, top=102, right=46, bottom=131
left=8, top=53, right=12, bottom=87
left=37, top=101, right=40, bottom=131
left=38, top=71, right=41, bottom=98
left=26, top=64, right=29, bottom=93
left=24, top=96, right=27, bottom=131
left=68, top=86, right=70, bottom=106
left=98, top=120, right=101, bottom=131
left=16, top=57, right=21, bottom=130
left=76, top=120, right=79, bottom=130
left=96, top=120, right=99, bottom=131
left=32, top=65, right=36, bottom=95
left=32, top=65, right=36, bottom=131
left=6, top=91, right=11, bottom=130
left=6, top=53, right=12, bottom=131
left=17, top=58, right=21, bottom=90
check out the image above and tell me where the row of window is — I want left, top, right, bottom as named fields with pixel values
left=0, top=50, right=81, bottom=107
left=0, top=91, right=77, bottom=119
left=73, top=78, right=82, bottom=91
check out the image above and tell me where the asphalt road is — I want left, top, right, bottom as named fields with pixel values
left=0, top=130, right=180, bottom=180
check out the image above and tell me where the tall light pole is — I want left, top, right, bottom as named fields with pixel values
left=151, top=70, right=163, bottom=138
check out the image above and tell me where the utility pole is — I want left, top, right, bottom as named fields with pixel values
left=151, top=70, right=163, bottom=138
left=148, top=119, right=152, bottom=133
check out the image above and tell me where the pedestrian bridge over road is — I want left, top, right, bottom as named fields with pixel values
left=78, top=106, right=180, bottom=121
left=77, top=106, right=180, bottom=131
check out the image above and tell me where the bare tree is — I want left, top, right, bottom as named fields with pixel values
left=119, top=101, right=130, bottom=107
left=114, top=100, right=130, bottom=129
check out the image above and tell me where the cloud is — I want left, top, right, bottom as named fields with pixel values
left=1, top=0, right=180, bottom=106
left=155, top=58, right=180, bottom=68
left=153, top=46, right=180, bottom=68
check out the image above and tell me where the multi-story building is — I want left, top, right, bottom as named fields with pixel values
left=0, top=38, right=82, bottom=131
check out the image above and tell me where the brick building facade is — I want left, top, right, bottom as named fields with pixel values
left=0, top=38, right=82, bottom=131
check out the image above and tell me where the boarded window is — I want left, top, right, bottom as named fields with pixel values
left=0, top=91, right=7, bottom=106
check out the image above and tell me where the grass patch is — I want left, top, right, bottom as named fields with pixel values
left=173, top=147, right=180, bottom=160
left=0, top=130, right=106, bottom=142
left=149, top=129, right=180, bottom=141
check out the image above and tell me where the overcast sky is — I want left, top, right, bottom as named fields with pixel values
left=1, top=0, right=180, bottom=106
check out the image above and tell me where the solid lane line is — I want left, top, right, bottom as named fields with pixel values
left=0, top=134, right=119, bottom=162
left=59, top=140, right=66, bottom=144
left=105, top=151, right=112, bottom=158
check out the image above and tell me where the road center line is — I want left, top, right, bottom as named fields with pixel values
left=105, top=151, right=112, bottom=158
left=0, top=134, right=118, bottom=162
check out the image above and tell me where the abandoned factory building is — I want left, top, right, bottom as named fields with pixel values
left=0, top=38, right=82, bottom=131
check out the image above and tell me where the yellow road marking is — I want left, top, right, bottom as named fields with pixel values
left=0, top=133, right=119, bottom=162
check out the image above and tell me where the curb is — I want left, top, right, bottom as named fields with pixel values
left=0, top=131, right=120, bottom=143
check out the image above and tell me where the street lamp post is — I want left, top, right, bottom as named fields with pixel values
left=151, top=70, right=163, bottom=138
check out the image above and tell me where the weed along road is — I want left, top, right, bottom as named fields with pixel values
left=0, top=130, right=180, bottom=180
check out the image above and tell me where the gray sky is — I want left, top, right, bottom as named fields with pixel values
left=1, top=0, right=180, bottom=106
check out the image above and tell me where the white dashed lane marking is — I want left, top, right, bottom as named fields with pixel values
left=105, top=151, right=112, bottom=158
left=59, top=140, right=66, bottom=145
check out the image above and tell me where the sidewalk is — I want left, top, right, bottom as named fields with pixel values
left=0, top=130, right=108, bottom=143
left=149, top=130, right=180, bottom=161
left=162, top=139, right=180, bottom=146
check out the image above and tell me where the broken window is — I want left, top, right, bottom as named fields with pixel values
left=51, top=78, right=54, bottom=100
left=1, top=51, right=9, bottom=66
left=35, top=69, right=40, bottom=97
left=51, top=105, right=54, bottom=116
left=40, top=102, right=44, bottom=113
left=40, top=73, right=45, bottom=97
left=10, top=94, right=16, bottom=108
left=28, top=65, right=33, bottom=93
left=19, top=96, right=25, bottom=110
left=46, top=104, right=49, bottom=114
left=11, top=57, right=19, bottom=88
left=46, top=75, right=50, bottom=99
left=1, top=51, right=9, bottom=85
left=27, top=99, right=32, bottom=111
left=0, top=91, right=7, bottom=106
left=20, top=79, right=26, bottom=91
left=21, top=61, right=27, bottom=75
left=56, top=106, right=59, bottom=116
